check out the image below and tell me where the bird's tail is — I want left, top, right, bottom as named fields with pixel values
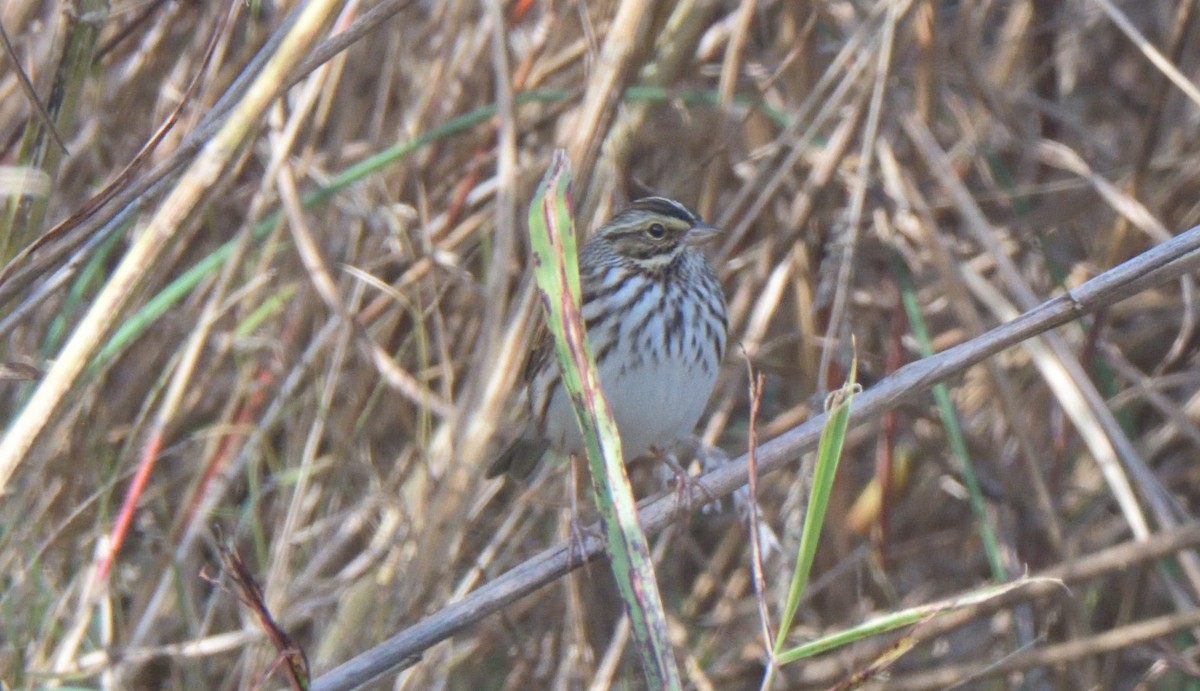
left=484, top=435, right=550, bottom=479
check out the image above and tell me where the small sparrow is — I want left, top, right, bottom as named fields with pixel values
left=487, top=197, right=728, bottom=479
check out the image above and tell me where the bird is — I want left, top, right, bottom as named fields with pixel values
left=485, top=196, right=728, bottom=479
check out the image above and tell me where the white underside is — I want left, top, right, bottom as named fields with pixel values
left=541, top=354, right=717, bottom=459
left=538, top=267, right=721, bottom=458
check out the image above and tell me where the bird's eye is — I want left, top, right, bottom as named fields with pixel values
left=647, top=222, right=666, bottom=239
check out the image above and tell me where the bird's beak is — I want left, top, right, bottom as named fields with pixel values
left=685, top=222, right=722, bottom=247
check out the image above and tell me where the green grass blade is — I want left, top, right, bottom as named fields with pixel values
left=775, top=577, right=1060, bottom=664
left=896, top=261, right=1005, bottom=581
left=773, top=357, right=859, bottom=654
left=527, top=151, right=681, bottom=690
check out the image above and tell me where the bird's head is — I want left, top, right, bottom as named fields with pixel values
left=594, top=197, right=721, bottom=268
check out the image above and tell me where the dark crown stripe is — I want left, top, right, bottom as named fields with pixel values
left=630, top=197, right=701, bottom=225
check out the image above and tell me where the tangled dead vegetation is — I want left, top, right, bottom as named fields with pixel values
left=2, top=1, right=1200, bottom=688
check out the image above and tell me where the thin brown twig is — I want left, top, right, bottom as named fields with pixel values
left=0, top=18, right=68, bottom=153
left=744, top=371, right=771, bottom=655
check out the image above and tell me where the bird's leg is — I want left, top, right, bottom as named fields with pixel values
left=691, top=438, right=748, bottom=515
left=565, top=454, right=602, bottom=564
left=654, top=438, right=718, bottom=517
